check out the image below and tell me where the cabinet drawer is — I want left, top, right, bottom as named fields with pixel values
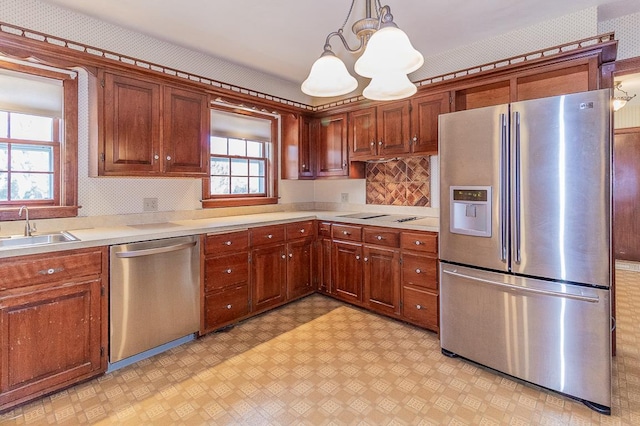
left=0, top=248, right=104, bottom=290
left=205, top=230, right=249, bottom=255
left=402, top=286, right=438, bottom=330
left=402, top=253, right=438, bottom=290
left=204, top=252, right=249, bottom=291
left=286, top=221, right=315, bottom=240
left=363, top=227, right=400, bottom=248
left=250, top=225, right=286, bottom=247
left=204, top=285, right=250, bottom=330
left=317, top=221, right=332, bottom=238
left=332, top=224, right=362, bottom=242
left=401, top=231, right=438, bottom=254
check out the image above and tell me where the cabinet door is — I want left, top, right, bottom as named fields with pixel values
left=332, top=241, right=363, bottom=303
left=251, top=244, right=287, bottom=312
left=377, top=101, right=411, bottom=156
left=286, top=239, right=314, bottom=300
left=349, top=107, right=377, bottom=159
left=316, top=114, right=349, bottom=177
left=318, top=238, right=332, bottom=294
left=299, top=116, right=315, bottom=178
left=410, top=92, right=450, bottom=155
left=0, top=278, right=103, bottom=409
left=162, top=86, right=209, bottom=176
left=363, top=245, right=400, bottom=315
left=102, top=72, right=161, bottom=175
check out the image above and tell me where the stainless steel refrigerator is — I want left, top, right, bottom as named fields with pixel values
left=438, top=89, right=612, bottom=414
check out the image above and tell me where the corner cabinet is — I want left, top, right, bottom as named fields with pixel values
left=0, top=247, right=108, bottom=412
left=98, top=70, right=209, bottom=177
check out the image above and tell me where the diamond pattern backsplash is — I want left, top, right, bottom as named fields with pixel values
left=366, top=157, right=430, bottom=206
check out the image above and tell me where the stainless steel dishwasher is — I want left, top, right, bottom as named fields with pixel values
left=109, top=235, right=200, bottom=365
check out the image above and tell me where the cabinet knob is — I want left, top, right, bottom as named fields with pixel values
left=225, top=268, right=232, bottom=274
left=224, top=241, right=232, bottom=246
left=415, top=268, right=421, bottom=274
left=266, top=234, right=273, bottom=239
left=343, top=231, right=351, bottom=236
left=413, top=135, right=418, bottom=142
left=38, top=267, right=64, bottom=275
left=342, top=162, right=347, bottom=168
left=415, top=240, right=423, bottom=245
left=289, top=253, right=293, bottom=258
left=154, top=154, right=160, bottom=160
left=416, top=304, right=423, bottom=310
left=299, top=229, right=305, bottom=233
left=355, top=255, right=360, bottom=260
left=364, top=257, right=368, bottom=262
left=281, top=254, right=286, bottom=259
left=166, top=155, right=171, bottom=161
left=370, top=141, right=375, bottom=146
left=302, top=164, right=306, bottom=168
left=226, top=304, right=232, bottom=309
left=376, top=235, right=383, bottom=241
left=378, top=141, right=383, bottom=146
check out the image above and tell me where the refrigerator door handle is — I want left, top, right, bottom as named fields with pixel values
left=514, top=111, right=522, bottom=264
left=500, top=113, right=508, bottom=261
left=442, top=269, right=600, bottom=303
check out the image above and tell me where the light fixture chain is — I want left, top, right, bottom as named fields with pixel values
left=340, top=0, right=357, bottom=32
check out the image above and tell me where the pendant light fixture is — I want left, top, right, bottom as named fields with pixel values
left=613, top=81, right=636, bottom=111
left=301, top=0, right=423, bottom=101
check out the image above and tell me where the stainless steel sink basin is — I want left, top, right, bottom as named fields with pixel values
left=0, top=231, right=80, bottom=248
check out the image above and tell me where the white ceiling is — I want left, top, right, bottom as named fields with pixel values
left=40, top=0, right=636, bottom=87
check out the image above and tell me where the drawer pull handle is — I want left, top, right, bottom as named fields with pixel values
left=415, top=241, right=423, bottom=245
left=267, top=234, right=273, bottom=239
left=416, top=304, right=423, bottom=310
left=225, top=269, right=232, bottom=274
left=376, top=235, right=383, bottom=240
left=415, top=268, right=421, bottom=274
left=343, top=231, right=351, bottom=236
left=226, top=304, right=232, bottom=309
left=224, top=241, right=232, bottom=246
left=38, top=267, right=64, bottom=275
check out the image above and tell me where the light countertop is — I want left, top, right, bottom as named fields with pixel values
left=0, top=210, right=439, bottom=259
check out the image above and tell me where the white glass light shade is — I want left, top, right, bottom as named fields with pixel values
left=354, top=26, right=424, bottom=78
left=301, top=53, right=358, bottom=97
left=362, top=72, right=417, bottom=101
left=613, top=98, right=627, bottom=111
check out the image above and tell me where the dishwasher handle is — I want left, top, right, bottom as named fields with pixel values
left=442, top=269, right=600, bottom=303
left=115, top=241, right=197, bottom=258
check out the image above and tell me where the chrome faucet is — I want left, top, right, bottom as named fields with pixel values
left=18, top=206, right=34, bottom=236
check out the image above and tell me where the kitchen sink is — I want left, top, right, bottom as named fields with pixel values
left=0, top=231, right=80, bottom=248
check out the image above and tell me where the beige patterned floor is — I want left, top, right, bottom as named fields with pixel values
left=1, top=270, right=639, bottom=425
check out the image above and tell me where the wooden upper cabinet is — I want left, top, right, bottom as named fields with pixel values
left=99, top=70, right=209, bottom=177
left=300, top=116, right=316, bottom=178
left=280, top=113, right=314, bottom=179
left=349, top=107, right=377, bottom=159
left=376, top=101, right=411, bottom=156
left=162, top=86, right=209, bottom=176
left=454, top=80, right=511, bottom=111
left=515, top=62, right=594, bottom=101
left=102, top=72, right=161, bottom=174
left=410, top=92, right=450, bottom=155
left=316, top=113, right=349, bottom=177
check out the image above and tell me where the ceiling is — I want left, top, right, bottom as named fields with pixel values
left=40, top=0, right=636, bottom=88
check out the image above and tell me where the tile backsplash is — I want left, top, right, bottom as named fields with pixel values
left=366, top=157, right=431, bottom=207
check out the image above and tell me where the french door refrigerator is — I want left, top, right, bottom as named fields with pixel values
left=438, top=89, right=612, bottom=414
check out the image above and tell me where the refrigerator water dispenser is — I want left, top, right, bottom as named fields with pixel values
left=450, top=186, right=491, bottom=237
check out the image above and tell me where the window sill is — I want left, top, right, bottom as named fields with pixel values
left=0, top=206, right=79, bottom=221
left=202, top=197, right=278, bottom=209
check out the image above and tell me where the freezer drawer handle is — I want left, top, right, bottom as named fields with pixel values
left=442, top=269, right=600, bottom=303
left=115, top=241, right=197, bottom=258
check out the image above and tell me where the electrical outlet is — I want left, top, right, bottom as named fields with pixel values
left=341, top=193, right=349, bottom=203
left=143, top=197, right=158, bottom=211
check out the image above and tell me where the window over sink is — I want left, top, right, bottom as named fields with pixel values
left=0, top=62, right=79, bottom=220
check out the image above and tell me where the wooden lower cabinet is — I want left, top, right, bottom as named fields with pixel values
left=363, top=245, right=400, bottom=315
left=251, top=243, right=287, bottom=312
left=0, top=247, right=108, bottom=412
left=332, top=240, right=363, bottom=303
left=201, top=231, right=250, bottom=333
left=286, top=238, right=314, bottom=300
